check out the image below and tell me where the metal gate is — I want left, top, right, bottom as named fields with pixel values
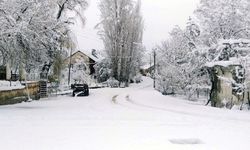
left=39, top=81, right=47, bottom=98
left=0, top=66, right=6, bottom=80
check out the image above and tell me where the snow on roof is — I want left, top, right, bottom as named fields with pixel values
left=69, top=50, right=104, bottom=63
left=80, top=50, right=104, bottom=63
left=140, top=64, right=154, bottom=70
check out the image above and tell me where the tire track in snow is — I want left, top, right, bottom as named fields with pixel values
left=113, top=93, right=189, bottom=116
left=111, top=94, right=145, bottom=110
left=112, top=95, right=118, bottom=104
left=124, top=94, right=192, bottom=116
left=124, top=94, right=250, bottom=123
left=111, top=94, right=131, bottom=108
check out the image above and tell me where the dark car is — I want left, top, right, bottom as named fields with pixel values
left=71, top=84, right=89, bottom=97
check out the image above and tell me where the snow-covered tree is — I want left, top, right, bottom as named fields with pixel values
left=97, top=0, right=144, bottom=86
left=192, top=0, right=250, bottom=107
left=195, top=0, right=250, bottom=46
left=94, top=58, right=112, bottom=83
left=0, top=0, right=87, bottom=79
left=156, top=22, right=208, bottom=97
left=156, top=0, right=250, bottom=104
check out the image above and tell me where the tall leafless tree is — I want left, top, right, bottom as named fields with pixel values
left=97, top=0, right=144, bottom=85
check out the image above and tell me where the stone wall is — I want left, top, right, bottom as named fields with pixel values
left=0, top=82, right=40, bottom=105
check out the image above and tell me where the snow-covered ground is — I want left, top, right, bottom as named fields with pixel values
left=0, top=77, right=250, bottom=150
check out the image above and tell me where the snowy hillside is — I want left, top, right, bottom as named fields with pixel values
left=0, top=77, right=250, bottom=150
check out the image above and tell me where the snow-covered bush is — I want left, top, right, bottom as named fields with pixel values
left=232, top=66, right=245, bottom=96
left=106, top=77, right=119, bottom=88
left=156, top=74, right=176, bottom=95
left=130, top=74, right=142, bottom=83
left=134, top=74, right=142, bottom=83
left=94, top=59, right=111, bottom=83
left=156, top=19, right=210, bottom=98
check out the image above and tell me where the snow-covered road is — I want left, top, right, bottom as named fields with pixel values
left=0, top=77, right=250, bottom=150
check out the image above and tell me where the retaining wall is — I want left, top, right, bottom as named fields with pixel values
left=0, top=82, right=40, bottom=105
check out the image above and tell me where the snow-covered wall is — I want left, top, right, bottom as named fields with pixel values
left=0, top=82, right=40, bottom=105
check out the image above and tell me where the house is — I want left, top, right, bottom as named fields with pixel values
left=140, top=64, right=154, bottom=76
left=64, top=50, right=103, bottom=76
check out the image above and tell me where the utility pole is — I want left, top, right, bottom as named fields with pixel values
left=68, top=47, right=73, bottom=85
left=149, top=53, right=152, bottom=74
left=153, top=48, right=156, bottom=89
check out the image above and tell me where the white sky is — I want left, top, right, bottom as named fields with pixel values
left=72, top=0, right=200, bottom=52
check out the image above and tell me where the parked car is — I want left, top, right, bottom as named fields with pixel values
left=71, top=84, right=89, bottom=97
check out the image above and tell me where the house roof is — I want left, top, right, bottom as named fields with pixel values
left=140, top=64, right=154, bottom=70
left=67, top=50, right=103, bottom=63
